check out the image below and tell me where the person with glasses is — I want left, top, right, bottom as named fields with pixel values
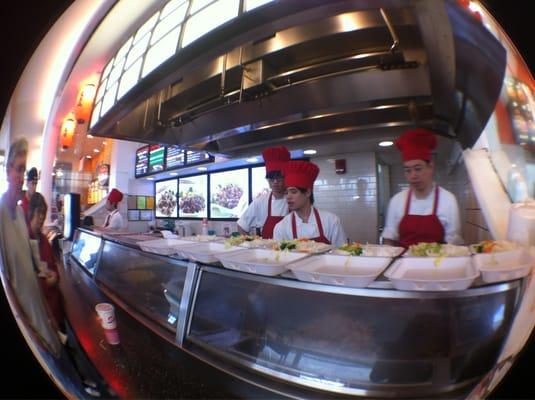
left=20, top=167, right=39, bottom=222
left=237, top=146, right=290, bottom=238
left=381, top=128, right=463, bottom=247
left=273, top=160, right=347, bottom=247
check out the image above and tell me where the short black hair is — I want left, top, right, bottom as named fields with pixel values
left=266, top=170, right=283, bottom=180
left=297, top=187, right=314, bottom=204
left=27, top=167, right=38, bottom=182
left=29, top=192, right=47, bottom=220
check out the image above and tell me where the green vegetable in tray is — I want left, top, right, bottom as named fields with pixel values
left=338, top=242, right=364, bottom=256
left=279, top=240, right=297, bottom=251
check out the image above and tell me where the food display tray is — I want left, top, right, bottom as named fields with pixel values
left=384, top=256, right=479, bottom=291
left=332, top=245, right=405, bottom=258
left=180, top=242, right=244, bottom=264
left=288, top=253, right=393, bottom=288
left=138, top=238, right=201, bottom=256
left=217, top=249, right=310, bottom=276
left=181, top=235, right=222, bottom=242
left=473, top=248, right=534, bottom=283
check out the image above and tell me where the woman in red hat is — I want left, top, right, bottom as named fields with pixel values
left=273, top=160, right=346, bottom=246
left=382, top=128, right=463, bottom=247
left=237, top=146, right=290, bottom=239
left=102, top=188, right=124, bottom=230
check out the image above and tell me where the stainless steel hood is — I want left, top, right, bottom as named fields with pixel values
left=89, top=0, right=506, bottom=158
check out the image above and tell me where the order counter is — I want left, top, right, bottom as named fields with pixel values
left=64, top=228, right=525, bottom=398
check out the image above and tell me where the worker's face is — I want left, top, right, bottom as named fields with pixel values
left=30, top=208, right=46, bottom=236
left=105, top=200, right=114, bottom=212
left=285, top=187, right=310, bottom=211
left=267, top=175, right=285, bottom=196
left=403, top=159, right=434, bottom=191
left=7, top=155, right=26, bottom=199
left=27, top=179, right=38, bottom=197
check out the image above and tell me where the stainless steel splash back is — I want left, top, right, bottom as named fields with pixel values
left=90, top=0, right=506, bottom=156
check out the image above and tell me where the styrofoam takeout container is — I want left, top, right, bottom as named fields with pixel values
left=473, top=248, right=534, bottom=283
left=217, top=248, right=310, bottom=276
left=138, top=238, right=202, bottom=256
left=179, top=242, right=244, bottom=264
left=288, top=253, right=393, bottom=288
left=384, top=256, right=479, bottom=291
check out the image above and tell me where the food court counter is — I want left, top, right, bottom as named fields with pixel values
left=64, top=228, right=525, bottom=398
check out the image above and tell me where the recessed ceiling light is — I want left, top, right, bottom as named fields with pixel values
left=169, top=172, right=178, bottom=176
left=87, top=134, right=94, bottom=138
left=102, top=141, right=107, bottom=145
left=379, top=141, right=394, bottom=147
left=198, top=166, right=207, bottom=171
left=93, top=149, right=100, bottom=153
left=246, top=157, right=258, bottom=163
left=85, top=155, right=92, bottom=159
left=303, top=149, right=317, bottom=155
left=146, top=177, right=154, bottom=180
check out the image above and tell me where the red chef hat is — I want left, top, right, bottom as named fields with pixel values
left=284, top=160, right=319, bottom=190
left=395, top=128, right=437, bottom=162
left=262, top=146, right=291, bottom=173
left=107, top=188, right=123, bottom=204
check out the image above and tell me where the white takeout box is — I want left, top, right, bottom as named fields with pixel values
left=180, top=242, right=244, bottom=264
left=384, top=256, right=479, bottom=291
left=181, top=235, right=222, bottom=242
left=138, top=238, right=202, bottom=256
left=473, top=248, right=534, bottom=283
left=217, top=248, right=310, bottom=276
left=288, top=253, right=393, bottom=288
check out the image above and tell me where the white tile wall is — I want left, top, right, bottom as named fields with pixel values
left=312, top=152, right=378, bottom=243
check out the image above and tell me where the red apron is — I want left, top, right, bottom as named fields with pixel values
left=261, top=193, right=284, bottom=239
left=398, top=186, right=445, bottom=248
left=291, top=208, right=331, bottom=244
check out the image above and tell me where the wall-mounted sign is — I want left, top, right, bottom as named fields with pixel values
left=135, top=145, right=149, bottom=177
left=149, top=144, right=165, bottom=173
left=166, top=146, right=185, bottom=169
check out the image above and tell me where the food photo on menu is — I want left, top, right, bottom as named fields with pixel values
left=210, top=169, right=249, bottom=218
left=179, top=175, right=207, bottom=218
left=155, top=179, right=178, bottom=218
left=251, top=166, right=270, bottom=199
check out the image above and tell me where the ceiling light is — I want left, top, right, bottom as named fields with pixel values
left=198, top=166, right=207, bottom=171
left=146, top=177, right=154, bottom=180
left=379, top=141, right=394, bottom=147
left=246, top=157, right=258, bottom=163
left=93, top=149, right=100, bottom=153
left=87, top=134, right=94, bottom=138
left=102, top=141, right=107, bottom=145
left=85, top=155, right=92, bottom=159
left=303, top=149, right=317, bottom=155
left=169, top=172, right=178, bottom=176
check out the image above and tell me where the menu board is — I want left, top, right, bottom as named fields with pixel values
left=135, top=145, right=149, bottom=177
left=155, top=179, right=178, bottom=218
left=210, top=169, right=249, bottom=219
left=128, top=210, right=140, bottom=221
left=140, top=210, right=153, bottom=221
left=146, top=196, right=154, bottom=210
left=178, top=174, right=207, bottom=219
left=251, top=166, right=270, bottom=199
left=186, top=150, right=212, bottom=165
left=137, top=196, right=146, bottom=210
left=149, top=144, right=165, bottom=173
left=166, top=146, right=185, bottom=169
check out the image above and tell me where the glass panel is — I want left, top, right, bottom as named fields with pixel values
left=161, top=0, right=188, bottom=19
left=151, top=2, right=188, bottom=45
left=95, top=78, right=107, bottom=102
left=142, top=26, right=181, bottom=78
left=117, top=58, right=143, bottom=100
left=71, top=230, right=102, bottom=275
left=133, top=11, right=160, bottom=44
left=188, top=271, right=519, bottom=392
left=89, top=100, right=102, bottom=129
left=182, top=0, right=239, bottom=48
left=101, top=81, right=118, bottom=116
left=244, top=0, right=273, bottom=12
left=97, top=241, right=188, bottom=333
left=107, top=57, right=126, bottom=88
left=125, top=33, right=150, bottom=69
left=190, top=0, right=214, bottom=14
left=114, top=36, right=133, bottom=64
left=101, top=57, right=115, bottom=79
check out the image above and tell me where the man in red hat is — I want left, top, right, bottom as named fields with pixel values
left=273, top=160, right=346, bottom=246
left=102, top=188, right=124, bottom=230
left=382, top=128, right=463, bottom=247
left=238, top=146, right=290, bottom=238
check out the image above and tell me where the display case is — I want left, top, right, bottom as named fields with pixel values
left=96, top=240, right=189, bottom=334
left=71, top=229, right=103, bottom=275
left=185, top=267, right=521, bottom=397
